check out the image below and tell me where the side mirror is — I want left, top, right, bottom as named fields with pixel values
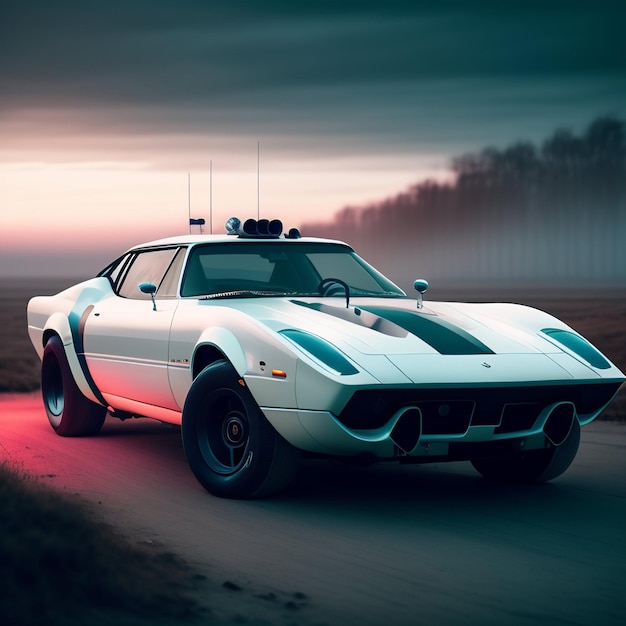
left=139, top=282, right=157, bottom=311
left=413, top=279, right=429, bottom=310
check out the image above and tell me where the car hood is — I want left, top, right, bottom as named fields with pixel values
left=264, top=298, right=559, bottom=355
left=226, top=297, right=622, bottom=383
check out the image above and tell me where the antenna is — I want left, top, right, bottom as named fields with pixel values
left=257, top=141, right=260, bottom=220
left=187, top=173, right=205, bottom=233
left=209, top=160, right=213, bottom=234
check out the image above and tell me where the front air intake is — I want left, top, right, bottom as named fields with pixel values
left=390, top=407, right=422, bottom=454
left=543, top=402, right=577, bottom=446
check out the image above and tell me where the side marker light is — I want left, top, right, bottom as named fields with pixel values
left=271, top=369, right=287, bottom=378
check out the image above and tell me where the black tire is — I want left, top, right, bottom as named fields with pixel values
left=181, top=360, right=300, bottom=499
left=41, top=335, right=107, bottom=436
left=471, top=420, right=581, bottom=483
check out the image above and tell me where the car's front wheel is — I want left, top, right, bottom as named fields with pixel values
left=41, top=335, right=107, bottom=436
left=181, top=360, right=300, bottom=498
left=470, top=420, right=581, bottom=483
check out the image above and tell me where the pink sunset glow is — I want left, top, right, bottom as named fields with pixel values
left=1, top=152, right=450, bottom=241
left=0, top=102, right=454, bottom=273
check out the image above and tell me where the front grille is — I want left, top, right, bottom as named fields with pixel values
left=418, top=401, right=474, bottom=435
left=495, top=403, right=542, bottom=434
left=337, top=382, right=621, bottom=435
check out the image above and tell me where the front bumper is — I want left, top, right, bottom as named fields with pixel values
left=261, top=380, right=622, bottom=458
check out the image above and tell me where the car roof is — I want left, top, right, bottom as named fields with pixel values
left=129, top=234, right=350, bottom=251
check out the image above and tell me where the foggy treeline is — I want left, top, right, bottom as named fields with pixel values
left=304, top=117, right=626, bottom=291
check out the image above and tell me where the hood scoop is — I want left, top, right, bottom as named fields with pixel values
left=291, top=301, right=494, bottom=355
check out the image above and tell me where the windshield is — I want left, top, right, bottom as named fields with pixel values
left=180, top=241, right=405, bottom=298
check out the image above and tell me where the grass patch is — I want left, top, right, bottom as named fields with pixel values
left=0, top=462, right=203, bottom=626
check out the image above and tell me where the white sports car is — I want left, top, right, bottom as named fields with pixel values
left=27, top=218, right=624, bottom=498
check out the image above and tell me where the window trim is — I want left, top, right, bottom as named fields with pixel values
left=113, top=246, right=186, bottom=299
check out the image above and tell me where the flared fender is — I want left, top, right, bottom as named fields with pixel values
left=193, top=328, right=247, bottom=377
left=42, top=312, right=103, bottom=405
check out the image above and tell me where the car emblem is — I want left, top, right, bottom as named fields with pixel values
left=481, top=362, right=491, bottom=368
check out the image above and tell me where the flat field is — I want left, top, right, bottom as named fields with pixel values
left=2, top=277, right=624, bottom=417
left=0, top=277, right=79, bottom=392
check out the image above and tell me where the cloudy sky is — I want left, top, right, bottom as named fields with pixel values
left=1, top=0, right=624, bottom=276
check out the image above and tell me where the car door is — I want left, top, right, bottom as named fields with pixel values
left=83, top=247, right=185, bottom=411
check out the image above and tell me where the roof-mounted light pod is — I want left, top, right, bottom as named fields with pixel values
left=225, top=216, right=241, bottom=235
left=285, top=227, right=301, bottom=239
left=224, top=217, right=301, bottom=239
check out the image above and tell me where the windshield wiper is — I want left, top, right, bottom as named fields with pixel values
left=344, top=288, right=404, bottom=298
left=201, top=289, right=298, bottom=300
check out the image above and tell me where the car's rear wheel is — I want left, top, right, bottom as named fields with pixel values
left=470, top=420, right=581, bottom=483
left=182, top=360, right=300, bottom=499
left=41, top=335, right=107, bottom=436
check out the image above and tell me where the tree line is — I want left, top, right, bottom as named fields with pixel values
left=303, top=117, right=626, bottom=289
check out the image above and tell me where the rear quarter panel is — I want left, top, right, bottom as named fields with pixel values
left=26, top=278, right=113, bottom=403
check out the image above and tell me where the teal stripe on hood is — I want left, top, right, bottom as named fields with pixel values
left=360, top=306, right=494, bottom=355
left=291, top=301, right=494, bottom=355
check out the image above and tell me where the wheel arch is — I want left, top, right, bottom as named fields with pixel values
left=42, top=312, right=73, bottom=347
left=41, top=313, right=103, bottom=406
left=192, top=344, right=228, bottom=379
left=192, top=328, right=247, bottom=379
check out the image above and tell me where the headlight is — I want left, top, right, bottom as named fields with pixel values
left=542, top=328, right=610, bottom=370
left=279, top=329, right=359, bottom=375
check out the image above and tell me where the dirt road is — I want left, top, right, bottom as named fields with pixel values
left=2, top=393, right=625, bottom=625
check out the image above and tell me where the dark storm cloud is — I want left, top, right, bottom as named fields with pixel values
left=1, top=0, right=624, bottom=111
left=1, top=0, right=624, bottom=172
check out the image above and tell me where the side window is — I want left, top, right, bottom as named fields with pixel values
left=98, top=253, right=132, bottom=290
left=157, top=248, right=186, bottom=297
left=109, top=254, right=134, bottom=290
left=117, top=248, right=179, bottom=299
